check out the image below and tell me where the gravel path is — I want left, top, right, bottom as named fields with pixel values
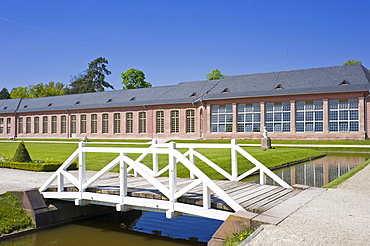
left=247, top=163, right=370, bottom=245
left=0, top=168, right=118, bottom=195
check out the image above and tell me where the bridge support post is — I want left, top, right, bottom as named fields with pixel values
left=152, top=139, right=158, bottom=176
left=189, top=147, right=196, bottom=179
left=231, top=139, right=238, bottom=181
left=77, top=142, right=86, bottom=204
left=167, top=142, right=177, bottom=218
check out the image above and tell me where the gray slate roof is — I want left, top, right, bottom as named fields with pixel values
left=202, top=64, right=370, bottom=100
left=2, top=64, right=370, bottom=114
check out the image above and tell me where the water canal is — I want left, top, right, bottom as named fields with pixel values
left=1, top=154, right=368, bottom=245
left=244, top=154, right=370, bottom=187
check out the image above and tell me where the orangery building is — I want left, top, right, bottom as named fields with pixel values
left=1, top=64, right=370, bottom=140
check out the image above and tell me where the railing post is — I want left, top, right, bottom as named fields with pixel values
left=76, top=141, right=86, bottom=206
left=189, top=147, right=196, bottom=179
left=231, top=139, right=238, bottom=181
left=152, top=139, right=158, bottom=176
left=166, top=142, right=177, bottom=218
left=57, top=172, right=64, bottom=192
left=117, top=152, right=129, bottom=211
left=260, top=170, right=265, bottom=185
left=203, top=183, right=211, bottom=209
left=78, top=141, right=86, bottom=190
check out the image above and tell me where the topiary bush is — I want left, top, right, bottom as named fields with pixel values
left=12, top=142, right=32, bottom=163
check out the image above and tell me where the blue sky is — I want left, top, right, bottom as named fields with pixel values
left=1, top=0, right=369, bottom=91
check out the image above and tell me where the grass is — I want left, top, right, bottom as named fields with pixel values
left=0, top=142, right=324, bottom=179
left=223, top=228, right=255, bottom=246
left=322, top=158, right=370, bottom=188
left=0, top=192, right=34, bottom=235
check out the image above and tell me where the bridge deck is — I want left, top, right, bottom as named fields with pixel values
left=46, top=175, right=301, bottom=213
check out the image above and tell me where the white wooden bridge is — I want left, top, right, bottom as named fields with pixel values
left=39, top=140, right=300, bottom=221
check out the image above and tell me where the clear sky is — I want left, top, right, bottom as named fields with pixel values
left=1, top=0, right=369, bottom=91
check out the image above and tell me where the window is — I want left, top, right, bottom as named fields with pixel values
left=126, top=112, right=133, bottom=133
left=114, top=113, right=120, bottom=134
left=0, top=118, right=3, bottom=134
left=26, top=117, right=31, bottom=134
left=211, top=105, right=233, bottom=132
left=171, top=110, right=179, bottom=133
left=296, top=101, right=323, bottom=132
left=237, top=103, right=261, bottom=132
left=186, top=110, right=195, bottom=133
left=61, top=116, right=66, bottom=134
left=265, top=102, right=290, bottom=132
left=43, top=116, right=48, bottom=134
left=156, top=111, right=164, bottom=133
left=18, top=117, right=23, bottom=133
left=80, top=115, right=87, bottom=134
left=71, top=115, right=76, bottom=134
left=329, top=99, right=359, bottom=132
left=7, top=118, right=11, bottom=134
left=91, top=114, right=97, bottom=133
left=51, top=116, right=57, bottom=133
left=102, top=114, right=109, bottom=133
left=34, top=117, right=39, bottom=134
left=139, top=112, right=146, bottom=133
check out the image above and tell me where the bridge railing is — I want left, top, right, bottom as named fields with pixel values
left=150, top=139, right=292, bottom=188
left=39, top=141, right=248, bottom=220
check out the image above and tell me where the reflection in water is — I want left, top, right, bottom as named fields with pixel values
left=244, top=155, right=368, bottom=187
left=0, top=210, right=222, bottom=246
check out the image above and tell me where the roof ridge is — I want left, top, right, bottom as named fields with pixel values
left=222, top=64, right=361, bottom=79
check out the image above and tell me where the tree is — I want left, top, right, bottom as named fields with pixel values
left=10, top=86, right=32, bottom=99
left=206, top=69, right=226, bottom=80
left=68, top=57, right=114, bottom=94
left=121, top=68, right=152, bottom=89
left=343, top=60, right=362, bottom=65
left=10, top=82, right=67, bottom=99
left=0, top=88, right=10, bottom=99
left=29, top=81, right=67, bottom=97
left=12, top=142, right=32, bottom=163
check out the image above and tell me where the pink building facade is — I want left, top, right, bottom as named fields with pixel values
left=1, top=65, right=370, bottom=140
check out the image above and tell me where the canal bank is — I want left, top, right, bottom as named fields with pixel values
left=245, top=159, right=370, bottom=245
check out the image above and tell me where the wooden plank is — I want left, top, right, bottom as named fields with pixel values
left=239, top=187, right=286, bottom=207
left=233, top=186, right=278, bottom=203
left=253, top=189, right=301, bottom=213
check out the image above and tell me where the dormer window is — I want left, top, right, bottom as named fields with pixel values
left=75, top=101, right=80, bottom=105
left=3, top=107, right=7, bottom=110
left=48, top=103, right=52, bottom=107
left=190, top=92, right=197, bottom=97
left=275, top=84, right=284, bottom=90
left=340, top=80, right=350, bottom=86
left=23, top=105, right=28, bottom=108
left=130, top=97, right=136, bottom=101
left=107, top=99, right=112, bottom=103
left=221, top=88, right=229, bottom=93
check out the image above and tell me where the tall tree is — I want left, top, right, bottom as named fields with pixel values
left=343, top=60, right=362, bottom=65
left=206, top=69, right=226, bottom=80
left=0, top=88, right=11, bottom=99
left=121, top=68, right=152, bottom=89
left=68, top=57, right=114, bottom=94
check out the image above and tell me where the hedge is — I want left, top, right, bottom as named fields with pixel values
left=0, top=161, right=77, bottom=172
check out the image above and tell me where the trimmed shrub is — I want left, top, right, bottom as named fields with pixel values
left=0, top=161, right=77, bottom=172
left=12, top=142, right=32, bottom=163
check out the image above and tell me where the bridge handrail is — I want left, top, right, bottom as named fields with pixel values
left=39, top=141, right=245, bottom=217
left=150, top=140, right=292, bottom=188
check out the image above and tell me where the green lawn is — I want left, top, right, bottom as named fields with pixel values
left=0, top=142, right=324, bottom=180
left=0, top=192, right=34, bottom=235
